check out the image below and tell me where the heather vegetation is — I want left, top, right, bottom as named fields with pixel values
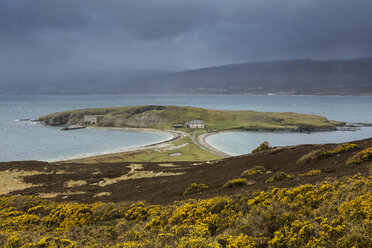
left=0, top=176, right=371, bottom=247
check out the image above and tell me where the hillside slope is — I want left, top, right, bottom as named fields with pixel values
left=0, top=139, right=370, bottom=247
left=1, top=138, right=370, bottom=203
left=2, top=57, right=371, bottom=95
left=145, top=57, right=372, bottom=95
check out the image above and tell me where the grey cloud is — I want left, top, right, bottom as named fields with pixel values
left=0, top=0, right=371, bottom=85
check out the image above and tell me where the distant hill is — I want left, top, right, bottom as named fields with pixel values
left=142, top=57, right=372, bottom=95
left=0, top=69, right=171, bottom=95
left=1, top=57, right=371, bottom=95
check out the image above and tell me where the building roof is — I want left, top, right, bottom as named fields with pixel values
left=188, top=120, right=204, bottom=124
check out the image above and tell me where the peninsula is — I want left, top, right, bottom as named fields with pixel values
left=38, top=105, right=344, bottom=163
left=38, top=105, right=341, bottom=131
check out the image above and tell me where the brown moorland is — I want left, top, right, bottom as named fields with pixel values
left=0, top=138, right=371, bottom=204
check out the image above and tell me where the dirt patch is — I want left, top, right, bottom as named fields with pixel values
left=55, top=170, right=74, bottom=174
left=38, top=193, right=59, bottom=198
left=99, top=171, right=184, bottom=187
left=38, top=191, right=86, bottom=199
left=158, top=163, right=177, bottom=167
left=158, top=143, right=188, bottom=151
left=128, top=164, right=143, bottom=170
left=65, top=180, right=87, bottom=188
left=0, top=170, right=43, bottom=194
left=94, top=192, right=112, bottom=197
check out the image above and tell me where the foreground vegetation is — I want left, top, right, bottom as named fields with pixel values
left=39, top=105, right=342, bottom=132
left=1, top=176, right=370, bottom=247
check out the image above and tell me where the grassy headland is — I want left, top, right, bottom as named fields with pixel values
left=38, top=105, right=343, bottom=132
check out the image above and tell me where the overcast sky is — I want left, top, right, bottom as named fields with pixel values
left=1, top=0, right=372, bottom=77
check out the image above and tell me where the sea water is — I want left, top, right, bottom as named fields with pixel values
left=0, top=95, right=371, bottom=161
left=206, top=127, right=372, bottom=156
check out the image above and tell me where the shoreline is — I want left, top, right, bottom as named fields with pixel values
left=198, top=126, right=372, bottom=158
left=198, top=131, right=234, bottom=157
left=47, top=127, right=347, bottom=163
left=47, top=128, right=188, bottom=162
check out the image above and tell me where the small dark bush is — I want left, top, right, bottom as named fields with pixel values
left=252, top=142, right=271, bottom=153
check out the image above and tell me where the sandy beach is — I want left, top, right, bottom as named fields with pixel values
left=47, top=127, right=232, bottom=163
left=47, top=128, right=189, bottom=162
left=197, top=131, right=232, bottom=157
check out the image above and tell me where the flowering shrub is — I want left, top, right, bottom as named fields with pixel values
left=265, top=172, right=294, bottom=183
left=252, top=141, right=271, bottom=153
left=183, top=183, right=209, bottom=195
left=218, top=233, right=256, bottom=248
left=45, top=203, right=94, bottom=228
left=124, top=202, right=153, bottom=221
left=310, top=148, right=332, bottom=161
left=241, top=166, right=266, bottom=176
left=297, top=149, right=325, bottom=164
left=298, top=170, right=321, bottom=177
left=0, top=176, right=371, bottom=247
left=223, top=178, right=247, bottom=188
left=178, top=236, right=219, bottom=248
left=346, top=147, right=372, bottom=165
left=297, top=143, right=358, bottom=164
left=332, top=143, right=358, bottom=154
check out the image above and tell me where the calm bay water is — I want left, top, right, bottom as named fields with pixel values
left=206, top=127, right=372, bottom=156
left=0, top=95, right=371, bottom=161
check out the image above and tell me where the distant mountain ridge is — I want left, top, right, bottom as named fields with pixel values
left=141, top=57, right=372, bottom=95
left=1, top=57, right=371, bottom=95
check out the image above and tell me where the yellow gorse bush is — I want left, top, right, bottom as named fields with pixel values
left=298, top=170, right=321, bottom=177
left=265, top=172, right=294, bottom=183
left=346, top=147, right=372, bottom=165
left=183, top=183, right=209, bottom=195
left=297, top=143, right=358, bottom=164
left=241, top=166, right=266, bottom=176
left=0, top=176, right=371, bottom=247
left=45, top=203, right=95, bottom=228
left=223, top=178, right=247, bottom=188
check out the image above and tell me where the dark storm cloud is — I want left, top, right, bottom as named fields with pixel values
left=0, top=0, right=371, bottom=80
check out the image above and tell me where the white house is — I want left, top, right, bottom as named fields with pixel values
left=84, top=115, right=102, bottom=125
left=184, top=120, right=204, bottom=128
